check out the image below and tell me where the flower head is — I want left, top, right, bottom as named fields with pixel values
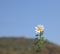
left=35, top=24, right=44, bottom=33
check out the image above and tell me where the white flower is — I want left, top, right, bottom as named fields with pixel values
left=35, top=24, right=44, bottom=33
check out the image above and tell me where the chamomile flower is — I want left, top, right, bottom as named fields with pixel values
left=35, top=25, right=44, bottom=33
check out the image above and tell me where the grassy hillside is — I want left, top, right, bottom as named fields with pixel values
left=0, top=37, right=60, bottom=54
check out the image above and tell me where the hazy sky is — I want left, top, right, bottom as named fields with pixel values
left=0, top=0, right=60, bottom=45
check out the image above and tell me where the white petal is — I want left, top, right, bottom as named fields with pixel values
left=38, top=25, right=43, bottom=27
left=35, top=27, right=37, bottom=29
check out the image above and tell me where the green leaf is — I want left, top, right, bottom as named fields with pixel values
left=34, top=38, right=38, bottom=45
left=36, top=34, right=39, bottom=36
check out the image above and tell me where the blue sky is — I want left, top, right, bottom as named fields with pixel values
left=0, top=0, right=60, bottom=45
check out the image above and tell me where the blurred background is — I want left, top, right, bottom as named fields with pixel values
left=0, top=0, right=60, bottom=45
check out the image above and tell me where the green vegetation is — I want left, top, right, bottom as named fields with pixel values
left=0, top=37, right=60, bottom=54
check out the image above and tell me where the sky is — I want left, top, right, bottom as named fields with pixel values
left=0, top=0, right=60, bottom=45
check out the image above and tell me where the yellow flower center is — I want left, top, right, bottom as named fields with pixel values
left=37, top=27, right=43, bottom=31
